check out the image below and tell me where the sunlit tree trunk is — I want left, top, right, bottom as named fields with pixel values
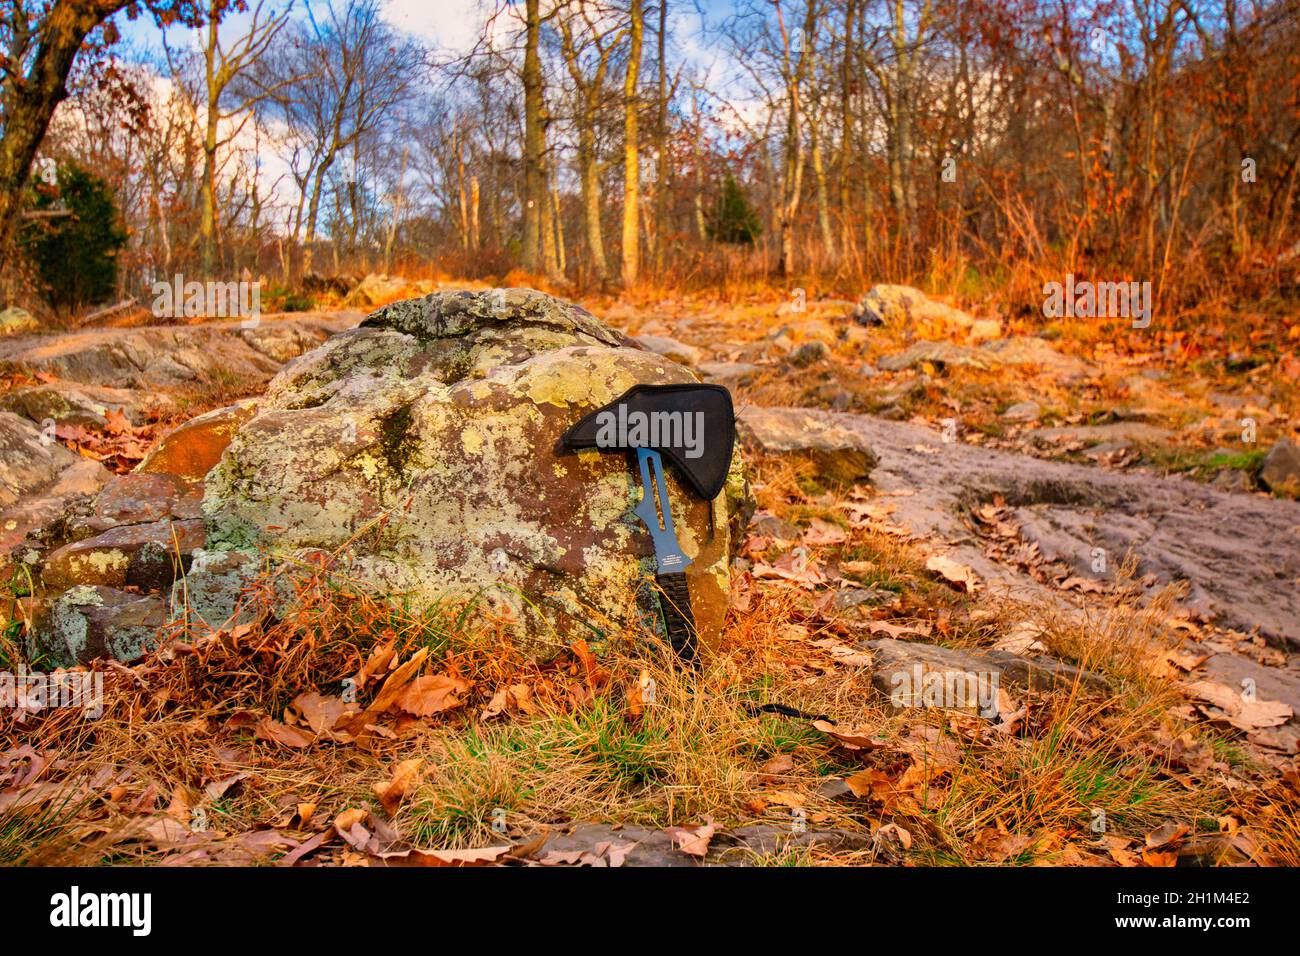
left=621, top=0, right=644, bottom=286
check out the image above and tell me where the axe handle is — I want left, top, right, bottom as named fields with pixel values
left=655, top=570, right=697, bottom=662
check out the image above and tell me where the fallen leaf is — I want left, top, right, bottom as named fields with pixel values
left=812, top=719, right=889, bottom=751
left=373, top=845, right=513, bottom=867
left=341, top=648, right=429, bottom=734
left=925, top=554, right=979, bottom=592
left=254, top=717, right=315, bottom=749
left=802, top=518, right=847, bottom=546
left=664, top=818, right=716, bottom=858
left=866, top=620, right=932, bottom=639
left=395, top=674, right=471, bottom=717
left=1145, top=821, right=1190, bottom=850
left=373, top=758, right=423, bottom=814
left=1184, top=680, right=1293, bottom=731
left=290, top=692, right=356, bottom=734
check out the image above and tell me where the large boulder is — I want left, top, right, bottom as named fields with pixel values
left=184, top=289, right=749, bottom=659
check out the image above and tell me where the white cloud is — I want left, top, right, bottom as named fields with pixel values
left=382, top=0, right=490, bottom=54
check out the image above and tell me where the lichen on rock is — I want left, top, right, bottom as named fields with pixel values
left=193, top=288, right=749, bottom=659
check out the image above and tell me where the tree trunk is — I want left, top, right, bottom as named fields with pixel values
left=0, top=1, right=126, bottom=256
left=470, top=175, right=481, bottom=250
left=200, top=8, right=220, bottom=276
left=578, top=122, right=609, bottom=280
left=521, top=0, right=546, bottom=272
left=653, top=0, right=668, bottom=273
left=621, top=0, right=644, bottom=286
left=810, top=110, right=835, bottom=263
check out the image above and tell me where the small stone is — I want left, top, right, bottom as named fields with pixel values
left=865, top=638, right=1109, bottom=718
left=833, top=587, right=896, bottom=611
left=696, top=361, right=762, bottom=386
left=1001, top=401, right=1041, bottom=423
left=632, top=334, right=701, bottom=366
left=748, top=512, right=799, bottom=541
left=789, top=340, right=829, bottom=367
left=1259, top=438, right=1300, bottom=497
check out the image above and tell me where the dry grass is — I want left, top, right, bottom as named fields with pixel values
left=5, top=450, right=1288, bottom=868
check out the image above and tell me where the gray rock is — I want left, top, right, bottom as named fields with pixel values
left=173, top=548, right=260, bottom=631
left=853, top=285, right=975, bottom=330
left=0, top=411, right=87, bottom=509
left=981, top=336, right=1094, bottom=376
left=1210, top=468, right=1253, bottom=494
left=1001, top=401, right=1041, bottom=423
left=632, top=334, right=701, bottom=366
left=1260, top=438, right=1300, bottom=497
left=1032, top=422, right=1173, bottom=447
left=736, top=406, right=878, bottom=484
left=878, top=336, right=1093, bottom=377
left=788, top=340, right=829, bottom=367
left=531, top=821, right=871, bottom=866
left=748, top=511, right=800, bottom=540
left=696, top=361, right=762, bottom=386
left=341, top=274, right=436, bottom=310
left=865, top=637, right=1110, bottom=717
left=36, top=585, right=167, bottom=665
left=833, top=587, right=897, bottom=611
left=879, top=340, right=990, bottom=372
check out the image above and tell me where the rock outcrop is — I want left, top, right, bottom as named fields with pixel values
left=24, top=289, right=750, bottom=664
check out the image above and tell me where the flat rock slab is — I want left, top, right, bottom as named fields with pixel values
left=757, top=407, right=1300, bottom=647
left=0, top=382, right=178, bottom=428
left=737, top=406, right=879, bottom=485
left=866, top=637, right=1110, bottom=716
left=631, top=334, right=701, bottom=366
left=0, top=313, right=360, bottom=389
left=878, top=336, right=1093, bottom=378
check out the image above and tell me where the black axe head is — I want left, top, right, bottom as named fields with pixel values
left=561, top=383, right=735, bottom=501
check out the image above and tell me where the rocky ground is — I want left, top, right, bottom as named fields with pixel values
left=1, top=283, right=1297, bottom=867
